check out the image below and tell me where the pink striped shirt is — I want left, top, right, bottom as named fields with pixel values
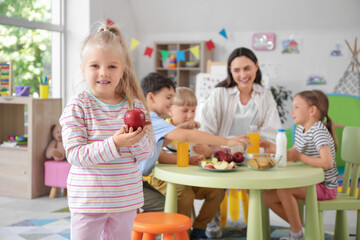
left=60, top=90, right=152, bottom=213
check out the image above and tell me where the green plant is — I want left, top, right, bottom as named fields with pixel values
left=0, top=0, right=51, bottom=96
left=270, top=85, right=293, bottom=124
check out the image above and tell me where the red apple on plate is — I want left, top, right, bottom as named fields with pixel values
left=203, top=164, right=215, bottom=169
left=232, top=152, right=245, bottom=163
left=124, top=110, right=146, bottom=131
left=220, top=153, right=233, bottom=163
left=214, top=150, right=225, bottom=161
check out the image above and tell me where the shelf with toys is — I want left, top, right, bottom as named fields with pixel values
left=154, top=41, right=213, bottom=89
left=0, top=97, right=62, bottom=198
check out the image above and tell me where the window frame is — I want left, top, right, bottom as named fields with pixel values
left=0, top=0, right=66, bottom=99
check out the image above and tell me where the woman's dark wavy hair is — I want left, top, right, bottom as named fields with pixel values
left=216, top=47, right=262, bottom=88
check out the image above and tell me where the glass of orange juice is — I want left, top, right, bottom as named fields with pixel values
left=247, top=125, right=260, bottom=153
left=177, top=142, right=189, bottom=167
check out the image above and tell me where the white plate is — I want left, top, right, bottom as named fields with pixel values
left=198, top=165, right=238, bottom=172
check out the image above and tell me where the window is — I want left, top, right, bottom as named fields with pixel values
left=0, top=0, right=64, bottom=98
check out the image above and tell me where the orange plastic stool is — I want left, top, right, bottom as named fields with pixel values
left=131, top=212, right=192, bottom=240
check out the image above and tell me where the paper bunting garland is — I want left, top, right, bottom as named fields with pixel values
left=106, top=19, right=114, bottom=26
left=144, top=47, right=153, bottom=58
left=219, top=28, right=228, bottom=39
left=190, top=45, right=200, bottom=60
left=160, top=50, right=170, bottom=63
left=176, top=50, right=186, bottom=62
left=206, top=40, right=215, bottom=51
left=130, top=38, right=140, bottom=51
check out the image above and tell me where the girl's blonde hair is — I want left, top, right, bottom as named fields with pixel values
left=80, top=23, right=146, bottom=110
left=173, top=87, right=197, bottom=106
left=296, top=90, right=338, bottom=150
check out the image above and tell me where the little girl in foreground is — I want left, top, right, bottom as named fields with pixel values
left=262, top=90, right=338, bottom=240
left=60, top=23, right=153, bottom=239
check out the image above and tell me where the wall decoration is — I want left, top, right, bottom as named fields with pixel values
left=190, top=45, right=200, bottom=59
left=330, top=43, right=342, bottom=57
left=219, top=28, right=228, bottom=39
left=307, top=74, right=327, bottom=85
left=205, top=40, right=215, bottom=51
left=0, top=61, right=12, bottom=96
left=281, top=39, right=299, bottom=54
left=195, top=73, right=223, bottom=104
left=144, top=47, right=153, bottom=58
left=130, top=38, right=140, bottom=51
left=176, top=50, right=186, bottom=62
left=333, top=38, right=360, bottom=96
left=252, top=33, right=275, bottom=51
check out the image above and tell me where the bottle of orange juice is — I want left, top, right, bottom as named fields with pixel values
left=177, top=142, right=190, bottom=167
left=247, top=125, right=260, bottom=153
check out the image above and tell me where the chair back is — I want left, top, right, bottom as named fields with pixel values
left=340, top=126, right=360, bottom=198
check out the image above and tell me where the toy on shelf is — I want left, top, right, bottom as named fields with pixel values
left=45, top=123, right=66, bottom=161
left=168, top=54, right=177, bottom=69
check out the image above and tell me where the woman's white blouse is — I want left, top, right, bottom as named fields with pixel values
left=198, top=84, right=281, bottom=143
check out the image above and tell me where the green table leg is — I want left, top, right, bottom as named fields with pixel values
left=305, top=185, right=321, bottom=239
left=248, top=189, right=264, bottom=240
left=261, top=192, right=271, bottom=240
left=164, top=182, right=177, bottom=213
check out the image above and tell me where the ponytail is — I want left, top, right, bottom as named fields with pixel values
left=324, top=115, right=338, bottom=151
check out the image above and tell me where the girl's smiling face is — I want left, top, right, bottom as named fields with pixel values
left=81, top=47, right=124, bottom=103
left=230, top=56, right=259, bottom=91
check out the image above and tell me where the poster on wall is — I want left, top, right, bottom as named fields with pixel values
left=330, top=43, right=342, bottom=57
left=281, top=39, right=300, bottom=54
left=306, top=74, right=327, bottom=85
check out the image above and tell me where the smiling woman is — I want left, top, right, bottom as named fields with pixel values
left=0, top=0, right=64, bottom=97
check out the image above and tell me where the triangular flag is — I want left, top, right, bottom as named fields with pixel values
left=106, top=19, right=114, bottom=26
left=176, top=50, right=186, bottom=62
left=160, top=50, right=170, bottom=63
left=144, top=47, right=153, bottom=58
left=189, top=45, right=200, bottom=60
left=205, top=40, right=215, bottom=51
left=219, top=28, right=228, bottom=39
left=130, top=38, right=140, bottom=51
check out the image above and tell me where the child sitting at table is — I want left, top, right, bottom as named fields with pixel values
left=261, top=90, right=338, bottom=240
left=139, top=72, right=249, bottom=240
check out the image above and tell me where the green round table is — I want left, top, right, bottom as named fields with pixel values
left=154, top=162, right=324, bottom=240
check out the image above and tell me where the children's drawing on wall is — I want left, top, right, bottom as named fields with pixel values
left=281, top=39, right=299, bottom=54
left=330, top=43, right=342, bottom=57
left=195, top=73, right=222, bottom=104
left=307, top=75, right=327, bottom=85
left=333, top=38, right=360, bottom=97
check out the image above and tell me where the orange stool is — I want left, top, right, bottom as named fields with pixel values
left=131, top=212, right=192, bottom=240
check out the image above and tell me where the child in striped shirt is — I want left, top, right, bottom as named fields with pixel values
left=261, top=90, right=338, bottom=240
left=60, top=23, right=154, bottom=240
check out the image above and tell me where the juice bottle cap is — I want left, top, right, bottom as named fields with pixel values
left=249, top=125, right=257, bottom=131
left=278, top=129, right=285, bottom=132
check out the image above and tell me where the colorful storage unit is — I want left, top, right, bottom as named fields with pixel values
left=0, top=61, right=12, bottom=96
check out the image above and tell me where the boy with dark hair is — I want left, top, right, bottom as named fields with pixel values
left=139, top=72, right=249, bottom=239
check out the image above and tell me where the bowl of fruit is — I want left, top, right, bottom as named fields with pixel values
left=244, top=153, right=282, bottom=171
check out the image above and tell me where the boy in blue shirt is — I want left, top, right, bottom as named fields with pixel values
left=139, top=72, right=249, bottom=239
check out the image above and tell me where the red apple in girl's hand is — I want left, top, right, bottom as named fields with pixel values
left=124, top=110, right=146, bottom=130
